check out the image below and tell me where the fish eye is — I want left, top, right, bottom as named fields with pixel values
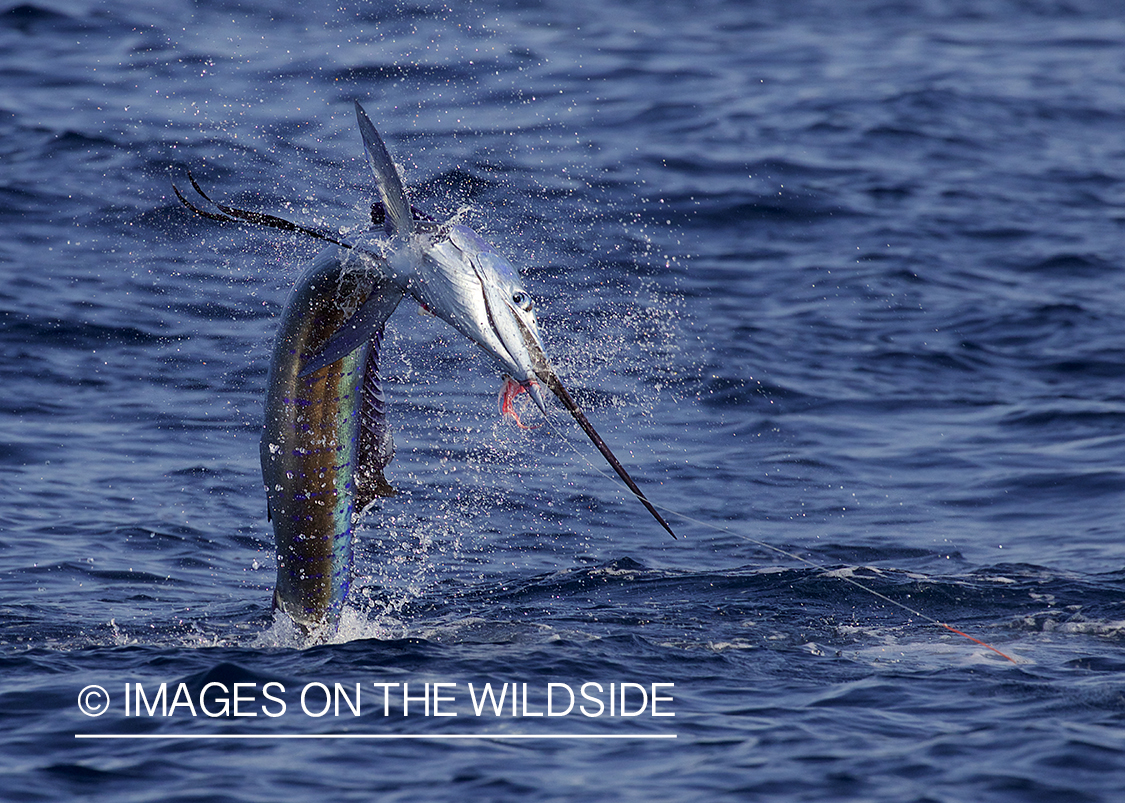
left=511, top=291, right=533, bottom=311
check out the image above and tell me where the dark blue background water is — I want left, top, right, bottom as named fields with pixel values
left=3, top=0, right=1125, bottom=800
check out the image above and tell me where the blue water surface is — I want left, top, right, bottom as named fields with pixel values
left=2, top=0, right=1125, bottom=800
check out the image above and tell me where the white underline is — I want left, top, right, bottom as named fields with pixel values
left=76, top=733, right=677, bottom=740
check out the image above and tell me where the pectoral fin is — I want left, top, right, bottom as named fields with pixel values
left=298, top=280, right=404, bottom=377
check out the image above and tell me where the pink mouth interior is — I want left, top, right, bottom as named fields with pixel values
left=498, top=376, right=539, bottom=429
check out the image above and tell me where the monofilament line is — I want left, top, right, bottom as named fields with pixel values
left=539, top=411, right=1018, bottom=664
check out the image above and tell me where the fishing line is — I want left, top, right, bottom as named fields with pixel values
left=533, top=405, right=1018, bottom=664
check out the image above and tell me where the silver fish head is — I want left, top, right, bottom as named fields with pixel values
left=352, top=102, right=674, bottom=537
left=413, top=221, right=550, bottom=412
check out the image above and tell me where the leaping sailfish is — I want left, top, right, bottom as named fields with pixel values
left=174, top=102, right=676, bottom=635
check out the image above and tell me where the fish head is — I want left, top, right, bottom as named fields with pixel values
left=352, top=105, right=673, bottom=537
left=413, top=221, right=551, bottom=412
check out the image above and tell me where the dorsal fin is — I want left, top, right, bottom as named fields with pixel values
left=354, top=101, right=415, bottom=237
left=355, top=325, right=397, bottom=508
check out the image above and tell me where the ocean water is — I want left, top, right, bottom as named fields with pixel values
left=2, top=0, right=1125, bottom=799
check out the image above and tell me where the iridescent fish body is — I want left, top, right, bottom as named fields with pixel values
left=260, top=253, right=400, bottom=630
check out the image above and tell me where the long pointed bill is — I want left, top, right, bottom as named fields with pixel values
left=503, top=307, right=676, bottom=538
left=540, top=367, right=677, bottom=539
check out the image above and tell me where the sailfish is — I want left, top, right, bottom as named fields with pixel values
left=174, top=102, right=675, bottom=635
